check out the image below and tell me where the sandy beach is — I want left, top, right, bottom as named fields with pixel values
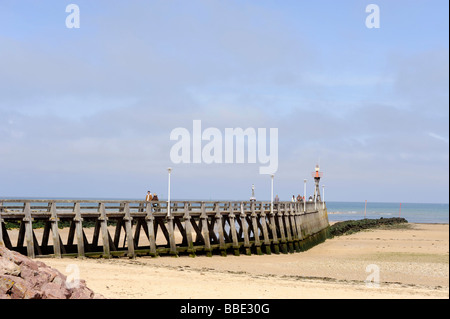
left=34, top=223, right=448, bottom=299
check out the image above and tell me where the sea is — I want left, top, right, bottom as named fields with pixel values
left=326, top=201, right=449, bottom=224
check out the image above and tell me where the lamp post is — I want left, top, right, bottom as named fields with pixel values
left=303, top=179, right=307, bottom=212
left=270, top=174, right=274, bottom=214
left=322, top=185, right=325, bottom=209
left=167, top=167, right=172, bottom=216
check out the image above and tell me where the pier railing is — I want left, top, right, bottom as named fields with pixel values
left=0, top=199, right=329, bottom=258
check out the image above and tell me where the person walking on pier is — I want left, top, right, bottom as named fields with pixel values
left=274, top=195, right=280, bottom=203
left=145, top=191, right=153, bottom=201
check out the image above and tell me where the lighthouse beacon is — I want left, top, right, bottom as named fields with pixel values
left=312, top=164, right=323, bottom=203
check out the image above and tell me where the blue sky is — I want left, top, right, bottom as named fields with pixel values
left=0, top=1, right=448, bottom=203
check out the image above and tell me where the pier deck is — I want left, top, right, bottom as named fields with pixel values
left=0, top=199, right=329, bottom=258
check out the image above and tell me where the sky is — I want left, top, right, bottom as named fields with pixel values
left=0, top=0, right=448, bottom=203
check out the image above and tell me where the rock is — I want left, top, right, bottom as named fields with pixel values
left=0, top=276, right=14, bottom=295
left=0, top=258, right=21, bottom=276
left=0, top=245, right=104, bottom=299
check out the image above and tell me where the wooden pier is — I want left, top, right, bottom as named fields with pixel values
left=0, top=199, right=329, bottom=258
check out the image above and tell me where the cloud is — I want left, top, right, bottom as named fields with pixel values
left=0, top=1, right=448, bottom=202
left=428, top=132, right=449, bottom=144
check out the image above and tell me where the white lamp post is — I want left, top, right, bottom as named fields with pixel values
left=270, top=174, right=274, bottom=214
left=167, top=167, right=172, bottom=216
left=303, top=179, right=307, bottom=212
left=322, top=185, right=325, bottom=209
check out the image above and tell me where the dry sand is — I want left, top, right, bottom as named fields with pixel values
left=36, top=223, right=449, bottom=299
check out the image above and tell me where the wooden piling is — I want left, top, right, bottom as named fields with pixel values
left=250, top=202, right=263, bottom=255
left=259, top=204, right=272, bottom=255
left=73, top=203, right=85, bottom=258
left=228, top=202, right=240, bottom=256
left=215, top=203, right=227, bottom=256
left=240, top=203, right=252, bottom=255
left=145, top=202, right=157, bottom=257
left=99, top=203, right=111, bottom=258
left=277, top=204, right=288, bottom=254
left=23, top=202, right=35, bottom=258
left=123, top=203, right=135, bottom=258
left=183, top=203, right=195, bottom=257
left=201, top=202, right=212, bottom=257
left=269, top=207, right=280, bottom=254
left=289, top=203, right=300, bottom=252
left=166, top=210, right=178, bottom=257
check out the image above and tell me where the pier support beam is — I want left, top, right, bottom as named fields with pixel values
left=215, top=203, right=227, bottom=257
left=259, top=207, right=272, bottom=255
left=73, top=203, right=85, bottom=258
left=240, top=203, right=252, bottom=256
left=145, top=202, right=158, bottom=257
left=228, top=202, right=240, bottom=256
left=123, top=203, right=135, bottom=259
left=22, top=202, right=35, bottom=258
left=251, top=203, right=263, bottom=255
left=201, top=202, right=212, bottom=257
left=99, top=203, right=111, bottom=258
left=183, top=203, right=195, bottom=257
left=276, top=204, right=288, bottom=254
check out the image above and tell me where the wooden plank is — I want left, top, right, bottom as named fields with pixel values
left=156, top=218, right=170, bottom=245
left=183, top=203, right=195, bottom=257
left=276, top=204, right=288, bottom=254
left=23, top=202, right=35, bottom=258
left=145, top=203, right=157, bottom=256
left=123, top=203, right=135, bottom=258
left=290, top=203, right=301, bottom=252
left=49, top=202, right=61, bottom=258
left=207, top=216, right=219, bottom=244
left=258, top=206, right=272, bottom=255
left=228, top=202, right=240, bottom=256
left=283, top=204, right=294, bottom=253
left=73, top=203, right=85, bottom=258
left=214, top=203, right=227, bottom=256
left=99, top=203, right=111, bottom=258
left=174, top=218, right=187, bottom=245
left=166, top=214, right=178, bottom=256
left=200, top=202, right=212, bottom=256
left=240, top=203, right=251, bottom=255
left=294, top=203, right=303, bottom=241
left=250, top=203, right=262, bottom=255
left=190, top=216, right=204, bottom=244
